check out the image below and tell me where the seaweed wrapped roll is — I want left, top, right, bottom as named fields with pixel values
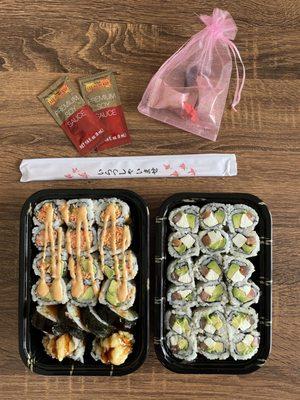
left=199, top=203, right=228, bottom=229
left=230, top=231, right=260, bottom=258
left=228, top=204, right=259, bottom=234
left=199, top=229, right=230, bottom=255
left=193, top=255, right=223, bottom=282
left=166, top=331, right=197, bottom=361
left=230, top=331, right=260, bottom=360
left=168, top=205, right=200, bottom=233
left=223, top=256, right=255, bottom=283
left=168, top=232, right=200, bottom=258
left=167, top=258, right=194, bottom=286
left=228, top=281, right=260, bottom=307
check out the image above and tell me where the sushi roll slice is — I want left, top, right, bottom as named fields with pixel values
left=31, top=278, right=68, bottom=305
left=165, top=309, right=193, bottom=336
left=193, top=255, right=223, bottom=282
left=68, top=255, right=103, bottom=283
left=33, top=200, right=66, bottom=227
left=96, top=303, right=138, bottom=330
left=167, top=285, right=196, bottom=307
left=228, top=281, right=260, bottom=307
left=91, top=331, right=134, bottom=366
left=167, top=258, right=194, bottom=286
left=95, top=198, right=130, bottom=226
left=223, top=256, right=255, bottom=284
left=197, top=335, right=230, bottom=360
left=31, top=305, right=61, bottom=335
left=199, top=203, right=228, bottom=229
left=32, top=251, right=68, bottom=280
left=196, top=282, right=228, bottom=307
left=42, top=333, right=85, bottom=363
left=60, top=199, right=95, bottom=228
left=168, top=205, right=200, bottom=233
left=192, top=306, right=227, bottom=336
left=98, top=225, right=132, bottom=256
left=65, top=227, right=98, bottom=255
left=228, top=204, right=259, bottom=234
left=99, top=279, right=136, bottom=310
left=230, top=231, right=260, bottom=258
left=227, top=306, right=258, bottom=337
left=199, top=229, right=230, bottom=255
left=168, top=232, right=200, bottom=259
left=32, top=225, right=65, bottom=251
left=101, top=250, right=138, bottom=280
left=230, top=331, right=260, bottom=360
left=81, top=306, right=115, bottom=337
left=52, top=303, right=87, bottom=340
left=67, top=282, right=99, bottom=307
left=166, top=331, right=197, bottom=361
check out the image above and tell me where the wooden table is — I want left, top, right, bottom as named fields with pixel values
left=0, top=1, right=299, bottom=399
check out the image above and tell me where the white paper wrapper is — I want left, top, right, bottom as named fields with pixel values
left=20, top=154, right=237, bottom=182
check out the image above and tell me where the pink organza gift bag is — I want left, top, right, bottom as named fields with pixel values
left=138, top=8, right=245, bottom=141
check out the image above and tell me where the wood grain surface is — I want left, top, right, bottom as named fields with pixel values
left=0, top=0, right=299, bottom=399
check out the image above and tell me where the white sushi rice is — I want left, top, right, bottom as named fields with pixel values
left=197, top=334, right=230, bottom=360
left=230, top=331, right=260, bottom=360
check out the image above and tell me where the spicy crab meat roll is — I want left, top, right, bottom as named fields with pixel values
left=230, top=231, right=260, bottom=258
left=199, top=203, right=228, bottom=229
left=65, top=227, right=97, bottom=255
left=197, top=335, right=229, bottom=360
left=42, top=333, right=85, bottom=363
left=192, top=306, right=227, bottom=336
left=32, top=251, right=68, bottom=280
left=228, top=281, right=260, bottom=307
left=227, top=306, right=258, bottom=337
left=228, top=204, right=259, bottom=234
left=99, top=279, right=136, bottom=310
left=68, top=255, right=103, bottom=283
left=193, top=255, right=223, bottom=282
left=33, top=200, right=66, bottom=227
left=95, top=198, right=130, bottom=226
left=168, top=232, right=200, bottom=258
left=31, top=278, right=68, bottom=305
left=32, top=225, right=65, bottom=251
left=165, top=309, right=193, bottom=336
left=223, top=256, right=255, bottom=284
left=60, top=199, right=95, bottom=228
left=166, top=331, right=197, bottom=361
left=196, top=282, right=228, bottom=307
left=101, top=250, right=138, bottom=280
left=98, top=225, right=131, bottom=256
left=230, top=331, right=260, bottom=360
left=167, top=285, right=196, bottom=307
left=168, top=205, right=200, bottom=233
left=199, top=229, right=230, bottom=255
left=167, top=258, right=194, bottom=286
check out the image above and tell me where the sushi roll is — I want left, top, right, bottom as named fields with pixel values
left=196, top=282, right=228, bottom=307
left=199, top=229, right=230, bottom=255
left=197, top=335, right=230, bottom=360
left=223, top=256, right=255, bottom=284
left=67, top=281, right=99, bottom=307
left=230, top=231, right=260, bottom=258
left=230, top=331, right=260, bottom=360
left=65, top=227, right=98, bottom=255
left=167, top=258, right=194, bottom=286
left=193, top=255, right=223, bottom=282
left=165, top=309, right=193, bottom=336
left=68, top=255, right=103, bottom=283
left=99, top=279, right=136, bottom=310
left=227, top=306, right=258, bottom=337
left=80, top=306, right=115, bottom=337
left=31, top=305, right=61, bottom=335
left=168, top=232, right=200, bottom=259
left=199, top=203, right=228, bottom=229
left=167, top=285, right=196, bottom=307
left=60, top=199, right=95, bottom=228
left=166, top=331, right=197, bottom=361
left=32, top=251, right=68, bottom=280
left=33, top=200, right=66, bottom=227
left=31, top=278, right=68, bottom=305
left=192, top=306, right=227, bottom=336
left=42, top=333, right=85, bottom=363
left=101, top=250, right=138, bottom=280
left=168, top=205, right=200, bottom=233
left=52, top=303, right=88, bottom=340
left=96, top=303, right=138, bottom=330
left=228, top=281, right=260, bottom=307
left=91, top=331, right=134, bottom=366
left=32, top=225, right=65, bottom=251
left=98, top=225, right=132, bottom=256
left=228, top=204, right=259, bottom=234
left=95, top=198, right=130, bottom=226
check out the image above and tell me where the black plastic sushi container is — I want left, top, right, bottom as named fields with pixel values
left=154, top=193, right=272, bottom=374
left=19, top=189, right=149, bottom=376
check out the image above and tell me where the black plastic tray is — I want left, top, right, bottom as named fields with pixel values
left=19, top=189, right=149, bottom=376
left=154, top=193, right=272, bottom=374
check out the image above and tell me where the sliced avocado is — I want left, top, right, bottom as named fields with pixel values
left=242, top=244, right=253, bottom=254
left=232, top=287, right=249, bottom=303
left=208, top=284, right=224, bottom=302
left=232, top=313, right=246, bottom=329
left=106, top=280, right=119, bottom=306
left=175, top=265, right=189, bottom=277
left=42, top=291, right=53, bottom=301
left=79, top=286, right=94, bottom=301
left=210, top=314, right=223, bottom=331
left=178, top=337, right=188, bottom=351
left=213, top=342, right=224, bottom=353
left=103, top=264, right=115, bottom=279
left=209, top=237, right=226, bottom=250
left=180, top=317, right=190, bottom=334
left=232, top=213, right=243, bottom=228
left=236, top=342, right=251, bottom=355
left=173, top=320, right=182, bottom=333
left=207, top=260, right=222, bottom=275
left=226, top=263, right=240, bottom=279
left=185, top=292, right=193, bottom=301
left=174, top=243, right=187, bottom=255
left=215, top=210, right=225, bottom=224
left=187, top=214, right=196, bottom=229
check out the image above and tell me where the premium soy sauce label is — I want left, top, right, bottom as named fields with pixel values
left=79, top=71, right=131, bottom=151
left=38, top=76, right=106, bottom=155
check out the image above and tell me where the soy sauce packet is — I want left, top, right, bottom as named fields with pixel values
left=38, top=76, right=106, bottom=155
left=78, top=71, right=131, bottom=151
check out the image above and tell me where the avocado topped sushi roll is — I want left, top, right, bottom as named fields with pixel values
left=95, top=198, right=130, bottom=226
left=167, top=258, right=194, bottom=286
left=230, top=331, right=260, bottom=360
left=227, top=306, right=258, bottom=336
left=165, top=309, right=193, bottom=336
left=193, top=255, right=223, bottom=282
left=33, top=200, right=66, bottom=227
left=168, top=231, right=200, bottom=258
left=99, top=279, right=136, bottom=310
left=199, top=203, right=227, bottom=229
left=228, top=281, right=260, bottom=307
left=223, top=256, right=255, bottom=283
left=228, top=205, right=259, bottom=234
left=197, top=335, right=229, bottom=360
left=166, top=331, right=197, bottom=361
left=60, top=199, right=95, bottom=228
left=101, top=250, right=138, bottom=280
left=169, top=205, right=200, bottom=233
left=230, top=231, right=260, bottom=258
left=196, top=282, right=228, bottom=306
left=199, top=229, right=230, bottom=255
left=193, top=306, right=227, bottom=336
left=167, top=285, right=196, bottom=307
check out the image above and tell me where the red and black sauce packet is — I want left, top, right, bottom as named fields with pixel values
left=78, top=71, right=131, bottom=151
left=38, top=76, right=106, bottom=155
